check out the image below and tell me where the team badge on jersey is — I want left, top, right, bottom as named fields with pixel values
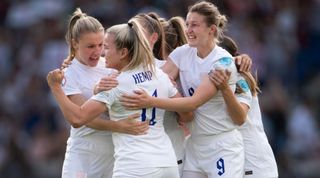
left=237, top=79, right=250, bottom=92
left=218, top=57, right=232, bottom=66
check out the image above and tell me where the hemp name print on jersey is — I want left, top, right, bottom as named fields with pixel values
left=132, top=71, right=153, bottom=84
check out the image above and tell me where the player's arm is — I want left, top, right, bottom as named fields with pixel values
left=120, top=75, right=218, bottom=112
left=170, top=92, right=194, bottom=122
left=68, top=94, right=149, bottom=135
left=209, top=69, right=248, bottom=125
left=90, top=73, right=149, bottom=134
left=161, top=57, right=179, bottom=80
left=47, top=69, right=107, bottom=128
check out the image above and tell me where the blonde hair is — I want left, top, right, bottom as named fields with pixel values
left=188, top=1, right=227, bottom=43
left=161, top=16, right=188, bottom=57
left=65, top=8, right=104, bottom=61
left=106, top=20, right=155, bottom=73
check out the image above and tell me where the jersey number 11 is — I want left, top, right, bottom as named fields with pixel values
left=141, top=89, right=157, bottom=126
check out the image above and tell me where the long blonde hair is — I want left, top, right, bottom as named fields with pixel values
left=65, top=8, right=104, bottom=61
left=105, top=19, right=155, bottom=73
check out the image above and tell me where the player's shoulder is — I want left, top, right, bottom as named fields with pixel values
left=116, top=68, right=145, bottom=86
left=63, top=60, right=79, bottom=78
left=173, top=44, right=195, bottom=53
left=116, top=70, right=133, bottom=83
left=236, top=75, right=250, bottom=93
left=154, top=68, right=169, bottom=80
left=213, top=46, right=234, bottom=68
left=215, top=45, right=233, bottom=58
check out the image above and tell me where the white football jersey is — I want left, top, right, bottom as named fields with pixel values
left=155, top=58, right=166, bottom=67
left=91, top=66, right=178, bottom=176
left=62, top=57, right=114, bottom=138
left=169, top=44, right=238, bottom=136
left=156, top=58, right=186, bottom=164
left=235, top=77, right=278, bottom=177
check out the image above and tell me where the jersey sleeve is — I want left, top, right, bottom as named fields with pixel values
left=168, top=45, right=186, bottom=69
left=158, top=69, right=178, bottom=98
left=62, top=69, right=82, bottom=96
left=166, top=76, right=178, bottom=98
left=235, top=76, right=252, bottom=108
left=91, top=89, right=118, bottom=109
left=212, top=56, right=238, bottom=85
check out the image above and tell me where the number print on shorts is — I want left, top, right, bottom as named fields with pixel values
left=217, top=158, right=225, bottom=176
left=188, top=87, right=194, bottom=96
left=141, top=89, right=157, bottom=126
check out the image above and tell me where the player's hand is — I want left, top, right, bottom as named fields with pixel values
left=116, top=113, right=149, bottom=135
left=208, top=69, right=230, bottom=91
left=60, top=58, right=72, bottom=70
left=120, top=89, right=152, bottom=109
left=47, top=69, right=64, bottom=87
left=234, top=54, right=252, bottom=72
left=176, top=118, right=191, bottom=136
left=94, top=72, right=119, bottom=94
left=169, top=76, right=178, bottom=88
left=177, top=116, right=188, bottom=126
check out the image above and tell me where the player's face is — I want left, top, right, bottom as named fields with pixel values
left=185, top=12, right=214, bottom=48
left=103, top=33, right=123, bottom=70
left=74, top=31, right=104, bottom=67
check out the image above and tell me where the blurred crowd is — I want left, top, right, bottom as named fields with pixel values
left=0, top=0, right=320, bottom=177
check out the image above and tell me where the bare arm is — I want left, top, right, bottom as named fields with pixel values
left=209, top=69, right=248, bottom=125
left=158, top=57, right=195, bottom=119
left=68, top=94, right=106, bottom=128
left=86, top=113, right=149, bottom=135
left=170, top=92, right=194, bottom=122
left=68, top=94, right=149, bottom=135
left=47, top=69, right=107, bottom=128
left=121, top=76, right=218, bottom=112
left=161, top=57, right=179, bottom=80
left=220, top=86, right=248, bottom=125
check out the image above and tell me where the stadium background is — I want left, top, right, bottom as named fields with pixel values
left=0, top=0, right=320, bottom=177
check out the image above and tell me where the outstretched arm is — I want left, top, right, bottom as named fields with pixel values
left=68, top=94, right=148, bottom=135
left=170, top=92, right=194, bottom=122
left=90, top=71, right=148, bottom=135
left=120, top=75, right=217, bottom=112
left=87, top=113, right=149, bottom=135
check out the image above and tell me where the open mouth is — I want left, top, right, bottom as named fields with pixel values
left=187, top=33, right=196, bottom=40
left=188, top=35, right=196, bottom=40
left=89, top=57, right=99, bottom=62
